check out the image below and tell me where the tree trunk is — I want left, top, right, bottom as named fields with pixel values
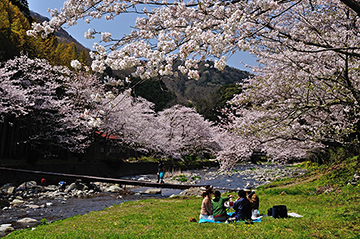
left=0, top=118, right=7, bottom=159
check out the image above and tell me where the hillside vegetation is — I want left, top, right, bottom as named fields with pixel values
left=0, top=0, right=90, bottom=66
left=162, top=61, right=250, bottom=106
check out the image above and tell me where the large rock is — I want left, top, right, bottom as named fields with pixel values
left=7, top=186, right=16, bottom=195
left=0, top=224, right=14, bottom=237
left=144, top=188, right=162, bottom=194
left=16, top=218, right=40, bottom=227
left=138, top=177, right=151, bottom=182
left=66, top=181, right=88, bottom=192
left=45, top=185, right=58, bottom=191
left=10, top=199, right=24, bottom=205
left=16, top=181, right=39, bottom=191
left=26, top=204, right=40, bottom=209
left=105, top=185, right=123, bottom=193
left=179, top=187, right=203, bottom=196
left=0, top=183, right=16, bottom=195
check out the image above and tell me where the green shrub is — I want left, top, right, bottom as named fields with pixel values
left=172, top=175, right=188, bottom=182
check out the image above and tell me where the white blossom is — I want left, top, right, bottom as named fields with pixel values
left=70, top=60, right=82, bottom=70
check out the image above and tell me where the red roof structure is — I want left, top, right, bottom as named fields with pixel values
left=95, top=131, right=120, bottom=140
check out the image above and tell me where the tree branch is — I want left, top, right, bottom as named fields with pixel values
left=341, top=0, right=360, bottom=17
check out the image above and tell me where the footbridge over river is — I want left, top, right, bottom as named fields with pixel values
left=0, top=166, right=212, bottom=190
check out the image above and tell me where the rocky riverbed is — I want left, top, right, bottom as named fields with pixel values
left=0, top=163, right=307, bottom=237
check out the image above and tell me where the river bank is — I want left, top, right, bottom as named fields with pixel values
left=0, top=163, right=306, bottom=237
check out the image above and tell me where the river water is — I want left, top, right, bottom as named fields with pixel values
left=126, top=163, right=288, bottom=196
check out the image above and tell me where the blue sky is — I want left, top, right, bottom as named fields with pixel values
left=28, top=0, right=258, bottom=72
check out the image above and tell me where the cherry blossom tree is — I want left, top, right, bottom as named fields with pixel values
left=215, top=105, right=325, bottom=170
left=93, top=91, right=159, bottom=151
left=156, top=105, right=219, bottom=158
left=212, top=0, right=360, bottom=169
left=27, top=0, right=360, bottom=76
left=0, top=55, right=102, bottom=160
left=0, top=54, right=220, bottom=162
left=27, top=0, right=360, bottom=169
left=96, top=92, right=220, bottom=159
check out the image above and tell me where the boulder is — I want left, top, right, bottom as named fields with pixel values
left=16, top=218, right=40, bottom=227
left=26, top=204, right=40, bottom=209
left=7, top=186, right=16, bottom=195
left=179, top=187, right=203, bottom=196
left=45, top=185, right=58, bottom=191
left=16, top=181, right=39, bottom=191
left=138, top=177, right=151, bottom=182
left=0, top=224, right=14, bottom=236
left=144, top=188, right=161, bottom=194
left=105, top=185, right=123, bottom=193
left=10, top=199, right=24, bottom=205
left=67, top=182, right=88, bottom=192
left=0, top=183, right=15, bottom=190
left=0, top=224, right=12, bottom=228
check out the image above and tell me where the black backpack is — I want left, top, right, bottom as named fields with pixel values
left=267, top=205, right=287, bottom=218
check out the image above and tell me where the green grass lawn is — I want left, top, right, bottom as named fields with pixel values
left=6, top=158, right=360, bottom=239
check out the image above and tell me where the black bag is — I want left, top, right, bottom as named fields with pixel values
left=271, top=205, right=287, bottom=218
left=267, top=207, right=273, bottom=216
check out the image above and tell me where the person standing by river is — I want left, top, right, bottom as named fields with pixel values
left=40, top=177, right=46, bottom=192
left=157, top=160, right=165, bottom=184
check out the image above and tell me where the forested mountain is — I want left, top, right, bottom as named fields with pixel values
left=163, top=60, right=250, bottom=105
left=161, top=61, right=251, bottom=121
left=0, top=0, right=90, bottom=66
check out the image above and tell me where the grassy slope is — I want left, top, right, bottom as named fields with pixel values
left=7, top=158, right=360, bottom=239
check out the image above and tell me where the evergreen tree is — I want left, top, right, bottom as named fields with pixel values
left=9, top=0, right=31, bottom=23
left=0, top=0, right=30, bottom=61
left=196, top=84, right=242, bottom=123
left=0, top=0, right=91, bottom=66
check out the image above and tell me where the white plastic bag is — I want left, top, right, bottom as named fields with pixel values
left=252, top=209, right=260, bottom=218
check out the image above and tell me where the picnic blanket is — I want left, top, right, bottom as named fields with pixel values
left=287, top=212, right=303, bottom=218
left=199, top=212, right=262, bottom=224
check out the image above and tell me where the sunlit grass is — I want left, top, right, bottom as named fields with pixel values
left=7, top=158, right=360, bottom=239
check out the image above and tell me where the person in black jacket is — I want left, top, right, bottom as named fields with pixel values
left=229, top=190, right=252, bottom=223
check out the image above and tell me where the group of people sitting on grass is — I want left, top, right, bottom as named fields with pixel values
left=199, top=184, right=259, bottom=223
